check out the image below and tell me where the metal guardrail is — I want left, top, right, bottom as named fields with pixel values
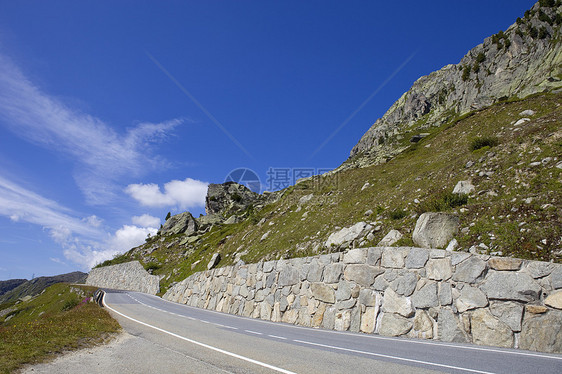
left=93, top=289, right=105, bottom=307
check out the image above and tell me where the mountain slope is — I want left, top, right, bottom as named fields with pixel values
left=0, top=272, right=87, bottom=305
left=346, top=1, right=562, bottom=169
left=96, top=2, right=562, bottom=295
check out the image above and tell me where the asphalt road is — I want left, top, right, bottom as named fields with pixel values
left=88, top=289, right=562, bottom=374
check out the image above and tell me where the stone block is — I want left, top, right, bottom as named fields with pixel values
left=471, top=308, right=513, bottom=348
left=343, top=248, right=367, bottom=264
left=545, top=290, right=562, bottom=310
left=381, top=247, right=406, bottom=268
left=426, top=258, right=452, bottom=281
left=310, top=282, right=336, bottom=303
left=405, top=247, right=429, bottom=269
left=480, top=271, right=541, bottom=302
left=382, top=288, right=414, bottom=318
left=452, top=256, right=487, bottom=283
left=412, top=281, right=439, bottom=309
left=344, top=264, right=384, bottom=287
left=488, top=257, right=522, bottom=271
left=378, top=313, right=413, bottom=337
left=456, top=286, right=488, bottom=313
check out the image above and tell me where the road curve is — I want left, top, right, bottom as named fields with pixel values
left=94, top=289, right=562, bottom=374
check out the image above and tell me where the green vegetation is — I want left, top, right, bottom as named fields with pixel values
left=106, top=92, right=562, bottom=294
left=476, top=52, right=486, bottom=63
left=470, top=136, right=499, bottom=151
left=0, top=283, right=120, bottom=373
left=539, top=0, right=556, bottom=7
left=462, top=65, right=471, bottom=81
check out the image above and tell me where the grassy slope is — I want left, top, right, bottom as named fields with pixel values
left=107, top=92, right=562, bottom=295
left=0, top=284, right=120, bottom=373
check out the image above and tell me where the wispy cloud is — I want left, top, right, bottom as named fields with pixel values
left=0, top=53, right=182, bottom=204
left=0, top=175, right=157, bottom=270
left=0, top=175, right=99, bottom=238
left=126, top=178, right=208, bottom=210
left=49, top=257, right=66, bottom=265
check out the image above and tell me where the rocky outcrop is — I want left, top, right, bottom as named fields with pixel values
left=205, top=182, right=259, bottom=218
left=86, top=261, right=159, bottom=295
left=164, top=246, right=562, bottom=353
left=346, top=2, right=562, bottom=169
left=158, top=212, right=198, bottom=236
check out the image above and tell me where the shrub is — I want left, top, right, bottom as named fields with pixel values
left=416, top=192, right=468, bottom=213
left=529, top=26, right=538, bottom=38
left=462, top=66, right=471, bottom=81
left=473, top=62, right=480, bottom=73
left=539, top=27, right=549, bottom=39
left=389, top=209, right=408, bottom=220
left=538, top=10, right=552, bottom=23
left=470, top=136, right=499, bottom=151
left=443, top=193, right=468, bottom=208
left=539, top=0, right=555, bottom=7
left=62, top=298, right=80, bottom=311
left=144, top=262, right=161, bottom=272
left=231, top=193, right=242, bottom=203
left=476, top=52, right=486, bottom=63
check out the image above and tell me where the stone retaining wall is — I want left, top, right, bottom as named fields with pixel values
left=86, top=261, right=160, bottom=295
left=164, top=247, right=562, bottom=353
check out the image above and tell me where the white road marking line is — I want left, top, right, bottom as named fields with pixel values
left=223, top=326, right=238, bottom=330
left=151, top=293, right=562, bottom=361
left=293, top=339, right=495, bottom=374
left=268, top=335, right=287, bottom=340
left=130, top=292, right=562, bottom=363
left=201, top=320, right=211, bottom=324
left=103, top=293, right=295, bottom=374
left=244, top=330, right=263, bottom=335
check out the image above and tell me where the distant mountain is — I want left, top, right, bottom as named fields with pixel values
left=0, top=272, right=87, bottom=305
left=0, top=279, right=27, bottom=297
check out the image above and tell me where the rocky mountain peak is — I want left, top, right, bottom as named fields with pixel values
left=346, top=1, right=562, bottom=169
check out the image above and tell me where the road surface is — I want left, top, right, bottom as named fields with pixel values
left=90, top=289, right=561, bottom=374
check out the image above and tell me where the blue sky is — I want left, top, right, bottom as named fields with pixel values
left=0, top=1, right=535, bottom=280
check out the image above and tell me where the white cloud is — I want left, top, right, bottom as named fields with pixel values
left=0, top=175, right=156, bottom=270
left=126, top=178, right=208, bottom=210
left=83, top=215, right=103, bottom=228
left=110, top=225, right=157, bottom=253
left=0, top=53, right=182, bottom=204
left=0, top=176, right=100, bottom=239
left=63, top=224, right=157, bottom=269
left=49, top=257, right=66, bottom=265
left=132, top=214, right=161, bottom=228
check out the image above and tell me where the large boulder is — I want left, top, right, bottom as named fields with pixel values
left=159, top=212, right=197, bottom=236
left=325, top=222, right=371, bottom=249
left=205, top=182, right=259, bottom=217
left=412, top=213, right=459, bottom=249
